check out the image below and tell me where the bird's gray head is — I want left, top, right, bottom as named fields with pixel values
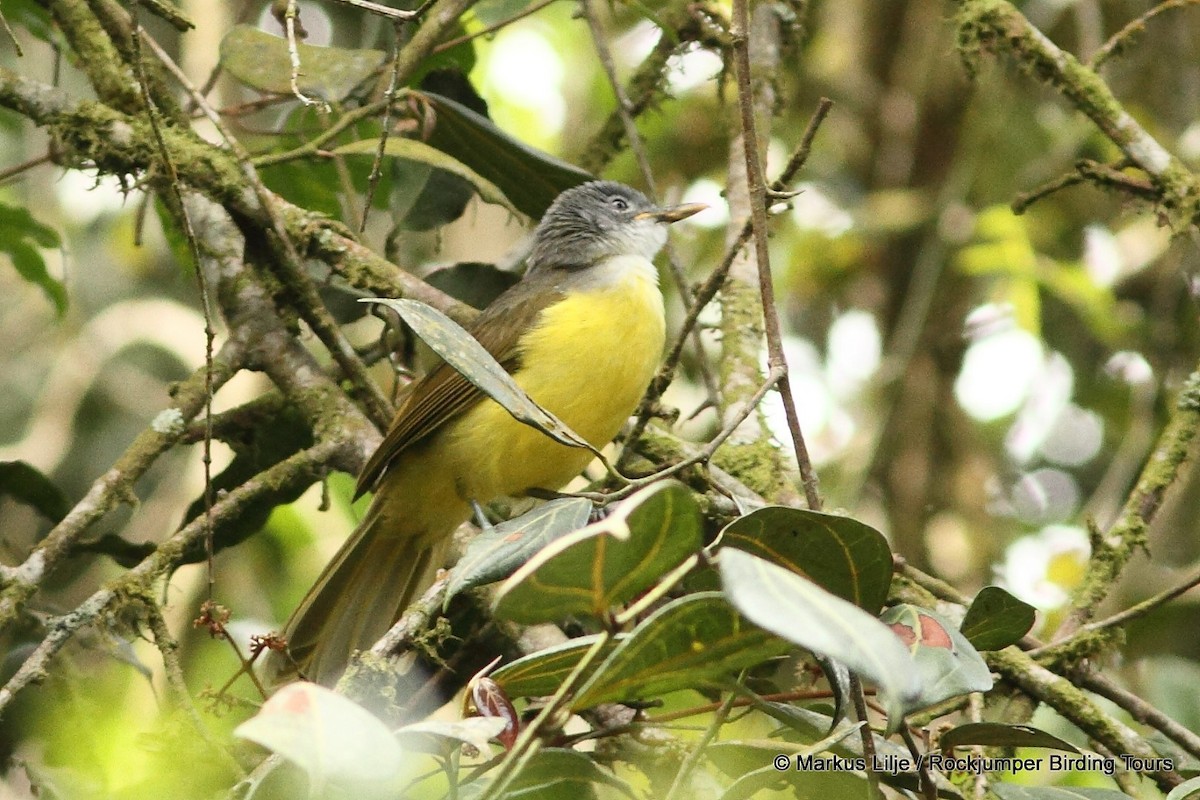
left=527, top=181, right=704, bottom=272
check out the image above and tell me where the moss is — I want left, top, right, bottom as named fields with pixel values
left=711, top=439, right=785, bottom=500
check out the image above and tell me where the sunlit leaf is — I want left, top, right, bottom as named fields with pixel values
left=938, top=722, right=1079, bottom=753
left=363, top=297, right=592, bottom=451
left=717, top=506, right=893, bottom=612
left=960, top=586, right=1036, bottom=651
left=234, top=683, right=402, bottom=795
left=445, top=497, right=593, bottom=604
left=219, top=25, right=385, bottom=101
left=492, top=634, right=628, bottom=698
left=493, top=482, right=702, bottom=624
left=573, top=593, right=794, bottom=708
left=333, top=137, right=517, bottom=214
left=882, top=605, right=993, bottom=711
left=718, top=549, right=920, bottom=731
left=419, top=91, right=592, bottom=218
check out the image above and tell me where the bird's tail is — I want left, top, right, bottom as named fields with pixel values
left=265, top=487, right=455, bottom=687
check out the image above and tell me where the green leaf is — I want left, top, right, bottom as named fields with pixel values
left=938, top=722, right=1080, bottom=754
left=960, top=586, right=1036, bottom=650
left=420, top=91, right=593, bottom=218
left=1166, top=775, right=1200, bottom=800
left=717, top=765, right=869, bottom=800
left=445, top=497, right=593, bottom=604
left=496, top=748, right=636, bottom=799
left=334, top=137, right=517, bottom=214
left=991, top=784, right=1132, bottom=799
left=573, top=593, right=794, bottom=708
left=881, top=605, right=993, bottom=712
left=219, top=25, right=385, bottom=101
left=493, top=482, right=702, bottom=624
left=0, top=202, right=64, bottom=314
left=233, top=683, right=402, bottom=796
left=364, top=297, right=595, bottom=453
left=492, top=634, right=628, bottom=698
left=718, top=549, right=920, bottom=732
left=424, top=262, right=520, bottom=311
left=718, top=506, right=893, bottom=612
left=0, top=461, right=69, bottom=522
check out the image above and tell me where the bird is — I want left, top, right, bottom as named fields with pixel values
left=271, top=180, right=704, bottom=686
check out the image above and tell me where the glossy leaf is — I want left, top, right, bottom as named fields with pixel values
left=363, top=297, right=592, bottom=451
left=0, top=202, right=64, bottom=314
left=492, top=634, right=628, bottom=698
left=493, top=482, right=702, bottom=624
left=219, top=25, right=385, bottom=101
left=718, top=506, right=893, bottom=612
left=718, top=549, right=920, bottom=731
left=939, top=722, right=1079, bottom=754
left=882, top=605, right=993, bottom=711
left=445, top=497, right=593, bottom=604
left=573, top=593, right=794, bottom=708
left=234, top=683, right=401, bottom=795
left=0, top=461, right=69, bottom=523
left=419, top=91, right=592, bottom=218
left=960, top=586, right=1037, bottom=650
left=334, top=137, right=516, bottom=214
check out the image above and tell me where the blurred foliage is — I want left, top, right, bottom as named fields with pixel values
left=3, top=0, right=1200, bottom=797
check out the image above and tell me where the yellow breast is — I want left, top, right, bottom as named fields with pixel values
left=444, top=258, right=665, bottom=502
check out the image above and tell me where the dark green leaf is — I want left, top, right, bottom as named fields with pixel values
left=0, top=461, right=69, bottom=522
left=718, top=506, right=893, bottom=612
left=991, top=784, right=1132, bottom=799
left=365, top=297, right=595, bottom=452
left=938, top=722, right=1079, bottom=754
left=445, top=497, right=593, bottom=604
left=492, top=634, right=627, bottom=698
left=493, top=482, right=702, bottom=623
left=496, top=748, right=635, bottom=800
left=219, top=25, right=385, bottom=101
left=573, top=593, right=794, bottom=708
left=881, top=605, right=993, bottom=712
left=420, top=91, right=593, bottom=218
left=960, top=586, right=1037, bottom=650
left=0, top=202, right=65, bottom=314
left=334, top=137, right=516, bottom=214
left=424, top=262, right=520, bottom=311
left=396, top=168, right=474, bottom=231
left=718, top=549, right=920, bottom=731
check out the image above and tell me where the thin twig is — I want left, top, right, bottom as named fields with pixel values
left=0, top=8, right=24, bottom=57
left=360, top=22, right=407, bottom=234
left=284, top=0, right=329, bottom=110
left=433, top=0, right=559, bottom=53
left=139, top=31, right=394, bottom=430
left=131, top=9, right=219, bottom=601
left=0, top=440, right=341, bottom=716
left=625, top=99, right=833, bottom=455
left=1091, top=0, right=1200, bottom=68
left=730, top=0, right=821, bottom=508
left=326, top=0, right=431, bottom=21
left=663, top=690, right=738, bottom=800
left=0, top=152, right=50, bottom=184
left=899, top=725, right=935, bottom=800
left=848, top=674, right=881, bottom=798
left=582, top=0, right=719, bottom=405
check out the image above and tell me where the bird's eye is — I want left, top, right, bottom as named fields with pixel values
left=609, top=196, right=629, bottom=212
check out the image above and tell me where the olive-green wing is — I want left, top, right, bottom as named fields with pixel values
left=355, top=275, right=567, bottom=496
